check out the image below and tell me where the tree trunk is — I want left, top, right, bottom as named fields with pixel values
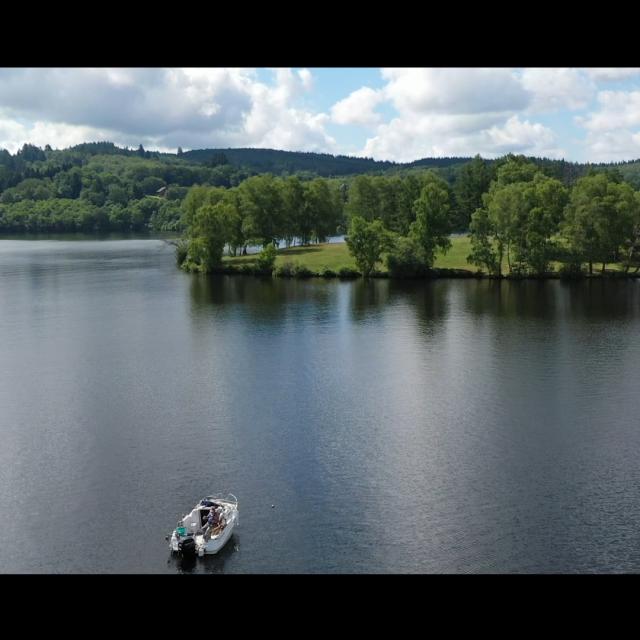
left=601, top=263, right=606, bottom=274
left=589, top=261, right=593, bottom=275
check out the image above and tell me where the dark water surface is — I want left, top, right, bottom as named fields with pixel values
left=2, top=239, right=640, bottom=573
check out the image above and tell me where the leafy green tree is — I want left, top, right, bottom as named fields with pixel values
left=386, top=235, right=428, bottom=277
left=345, top=215, right=391, bottom=276
left=468, top=206, right=500, bottom=275
left=620, top=191, right=640, bottom=273
left=562, top=173, right=637, bottom=274
left=304, top=178, right=341, bottom=243
left=453, top=154, right=492, bottom=231
left=514, top=174, right=568, bottom=274
left=185, top=202, right=232, bottom=272
left=106, top=183, right=128, bottom=206
left=238, top=175, right=284, bottom=246
left=282, top=176, right=308, bottom=245
left=395, top=173, right=423, bottom=234
left=493, top=154, right=538, bottom=186
left=467, top=161, right=564, bottom=276
left=346, top=175, right=381, bottom=221
left=255, top=243, right=278, bottom=272
left=410, top=172, right=452, bottom=267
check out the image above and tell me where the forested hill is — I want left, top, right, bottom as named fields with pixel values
left=182, top=147, right=472, bottom=176
left=169, top=146, right=640, bottom=187
left=2, top=140, right=640, bottom=235
left=182, top=147, right=401, bottom=175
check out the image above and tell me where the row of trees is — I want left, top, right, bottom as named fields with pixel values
left=0, top=196, right=183, bottom=233
left=344, top=157, right=640, bottom=277
left=180, top=175, right=344, bottom=272
left=345, top=172, right=452, bottom=276
left=345, top=157, right=492, bottom=234
left=468, top=160, right=640, bottom=276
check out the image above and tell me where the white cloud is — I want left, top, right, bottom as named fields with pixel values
left=0, top=113, right=116, bottom=152
left=298, top=69, right=313, bottom=91
left=1, top=67, right=639, bottom=163
left=331, top=87, right=384, bottom=126
left=576, top=90, right=640, bottom=161
left=361, top=113, right=562, bottom=162
left=582, top=129, right=640, bottom=162
left=583, top=68, right=640, bottom=82
left=357, top=69, right=563, bottom=161
left=380, top=68, right=529, bottom=115
left=0, top=68, right=333, bottom=153
left=521, top=68, right=595, bottom=111
left=577, top=90, right=640, bottom=132
left=482, top=116, right=562, bottom=157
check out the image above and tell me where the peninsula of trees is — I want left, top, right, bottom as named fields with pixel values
left=2, top=142, right=640, bottom=278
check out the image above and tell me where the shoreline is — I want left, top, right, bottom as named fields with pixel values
left=198, top=264, right=640, bottom=281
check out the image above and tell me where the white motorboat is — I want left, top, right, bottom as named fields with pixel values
left=170, top=494, right=239, bottom=557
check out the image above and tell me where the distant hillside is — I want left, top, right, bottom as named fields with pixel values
left=182, top=147, right=396, bottom=175
left=52, top=143, right=640, bottom=186
left=182, top=147, right=472, bottom=177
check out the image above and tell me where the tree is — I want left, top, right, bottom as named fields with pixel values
left=345, top=216, right=391, bottom=276
left=238, top=175, right=284, bottom=246
left=620, top=191, right=640, bottom=273
left=453, top=155, right=492, bottom=231
left=410, top=172, right=452, bottom=268
left=562, top=173, right=637, bottom=274
left=468, top=206, right=500, bottom=275
left=467, top=160, right=564, bottom=276
left=493, top=154, right=538, bottom=186
left=514, top=174, right=567, bottom=275
left=255, top=243, right=278, bottom=273
left=386, top=235, right=428, bottom=277
left=185, top=201, right=233, bottom=272
left=346, top=175, right=380, bottom=221
left=282, top=176, right=308, bottom=245
left=304, top=178, right=341, bottom=243
left=395, top=173, right=423, bottom=234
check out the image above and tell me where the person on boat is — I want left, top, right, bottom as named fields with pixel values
left=207, top=508, right=220, bottom=529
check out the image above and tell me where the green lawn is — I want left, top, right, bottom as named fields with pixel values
left=224, top=242, right=359, bottom=272
left=222, top=237, right=492, bottom=274
left=222, top=237, right=636, bottom=276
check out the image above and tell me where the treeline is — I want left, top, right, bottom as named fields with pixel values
left=179, top=175, right=344, bottom=272
left=182, top=147, right=403, bottom=176
left=344, top=156, right=640, bottom=277
left=0, top=143, right=254, bottom=233
left=180, top=154, right=640, bottom=278
left=4, top=140, right=640, bottom=249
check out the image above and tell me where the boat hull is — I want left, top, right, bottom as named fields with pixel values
left=170, top=498, right=238, bottom=556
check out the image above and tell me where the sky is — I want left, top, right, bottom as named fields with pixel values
left=1, top=68, right=640, bottom=163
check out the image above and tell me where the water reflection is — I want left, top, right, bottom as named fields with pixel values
left=5, top=240, right=640, bottom=572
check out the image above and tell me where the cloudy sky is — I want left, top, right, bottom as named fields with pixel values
left=1, top=68, right=640, bottom=163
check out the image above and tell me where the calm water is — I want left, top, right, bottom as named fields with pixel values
left=2, top=239, right=640, bottom=573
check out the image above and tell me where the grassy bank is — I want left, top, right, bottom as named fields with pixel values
left=219, top=236, right=639, bottom=278
left=223, top=237, right=475, bottom=274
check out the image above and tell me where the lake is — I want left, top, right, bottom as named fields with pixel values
left=2, top=238, right=640, bottom=573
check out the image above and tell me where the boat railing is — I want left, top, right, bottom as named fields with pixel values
left=204, top=493, right=238, bottom=507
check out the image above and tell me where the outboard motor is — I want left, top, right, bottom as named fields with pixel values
left=179, top=537, right=196, bottom=557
